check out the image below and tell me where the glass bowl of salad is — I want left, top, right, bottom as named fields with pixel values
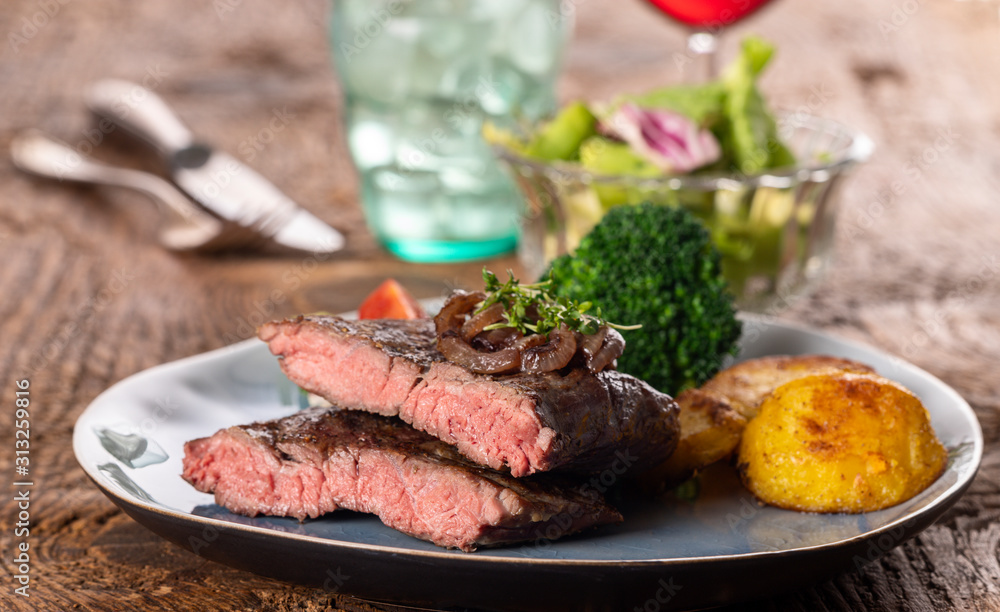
left=488, top=37, right=874, bottom=313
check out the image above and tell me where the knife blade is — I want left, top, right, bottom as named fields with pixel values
left=84, top=79, right=345, bottom=255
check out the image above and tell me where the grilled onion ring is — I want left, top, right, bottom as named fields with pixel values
left=438, top=331, right=521, bottom=374
left=433, top=291, right=621, bottom=375
left=513, top=333, right=548, bottom=352
left=472, top=327, right=523, bottom=352
left=588, top=327, right=625, bottom=373
left=434, top=290, right=485, bottom=335
left=521, top=325, right=577, bottom=373
left=460, top=302, right=505, bottom=342
left=578, top=326, right=608, bottom=364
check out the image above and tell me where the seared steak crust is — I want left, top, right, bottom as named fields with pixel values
left=258, top=315, right=679, bottom=477
left=182, top=407, right=622, bottom=551
left=304, top=316, right=441, bottom=366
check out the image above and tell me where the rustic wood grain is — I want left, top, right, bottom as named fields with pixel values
left=1, top=0, right=999, bottom=610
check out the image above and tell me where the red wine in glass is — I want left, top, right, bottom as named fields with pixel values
left=645, top=0, right=775, bottom=79
left=646, top=0, right=773, bottom=27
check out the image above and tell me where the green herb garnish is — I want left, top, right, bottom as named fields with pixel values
left=477, top=268, right=639, bottom=337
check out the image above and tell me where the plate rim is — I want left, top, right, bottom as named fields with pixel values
left=72, top=313, right=984, bottom=568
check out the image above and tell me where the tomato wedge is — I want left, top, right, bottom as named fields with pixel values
left=358, top=279, right=427, bottom=320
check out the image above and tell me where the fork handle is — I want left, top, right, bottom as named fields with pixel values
left=86, top=79, right=195, bottom=157
left=11, top=131, right=208, bottom=225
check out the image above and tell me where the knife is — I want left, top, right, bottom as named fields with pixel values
left=84, top=79, right=345, bottom=255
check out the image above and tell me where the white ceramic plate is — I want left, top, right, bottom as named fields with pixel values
left=73, top=314, right=982, bottom=611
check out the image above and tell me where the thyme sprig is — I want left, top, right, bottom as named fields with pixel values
left=477, top=268, right=640, bottom=337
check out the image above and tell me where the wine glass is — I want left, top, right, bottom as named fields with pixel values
left=645, top=0, right=775, bottom=79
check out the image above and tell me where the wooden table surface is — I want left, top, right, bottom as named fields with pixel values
left=3, top=0, right=1000, bottom=610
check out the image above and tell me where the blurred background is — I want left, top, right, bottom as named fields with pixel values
left=3, top=0, right=999, bottom=312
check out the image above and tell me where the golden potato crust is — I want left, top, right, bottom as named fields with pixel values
left=646, top=355, right=876, bottom=490
left=737, top=372, right=948, bottom=513
left=641, top=388, right=747, bottom=489
left=701, top=355, right=874, bottom=421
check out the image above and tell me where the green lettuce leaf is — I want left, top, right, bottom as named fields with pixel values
left=579, top=136, right=661, bottom=177
left=524, top=102, right=597, bottom=161
left=720, top=36, right=795, bottom=173
left=619, top=82, right=726, bottom=127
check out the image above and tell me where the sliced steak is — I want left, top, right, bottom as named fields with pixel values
left=182, top=406, right=622, bottom=551
left=258, top=316, right=679, bottom=477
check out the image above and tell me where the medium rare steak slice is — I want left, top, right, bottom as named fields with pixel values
left=258, top=316, right=679, bottom=477
left=182, top=407, right=622, bottom=551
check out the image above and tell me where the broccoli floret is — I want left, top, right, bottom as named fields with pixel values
left=547, top=203, right=742, bottom=394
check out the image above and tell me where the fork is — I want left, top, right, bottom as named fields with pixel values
left=10, top=131, right=275, bottom=253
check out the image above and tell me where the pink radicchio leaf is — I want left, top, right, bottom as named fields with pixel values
left=603, top=103, right=721, bottom=173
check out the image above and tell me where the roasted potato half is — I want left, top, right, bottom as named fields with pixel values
left=646, top=355, right=874, bottom=491
left=642, top=388, right=747, bottom=489
left=737, top=372, right=948, bottom=513
left=701, top=355, right=874, bottom=421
